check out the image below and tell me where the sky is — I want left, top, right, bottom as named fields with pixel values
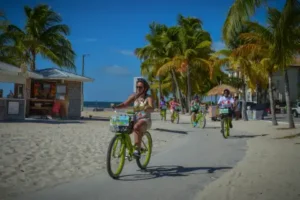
left=0, top=0, right=284, bottom=101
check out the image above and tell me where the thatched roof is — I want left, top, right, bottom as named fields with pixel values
left=207, top=84, right=239, bottom=96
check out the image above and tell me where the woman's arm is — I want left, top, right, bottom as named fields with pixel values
left=144, top=97, right=154, bottom=112
left=114, top=94, right=135, bottom=109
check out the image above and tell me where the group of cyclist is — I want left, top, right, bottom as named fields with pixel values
left=113, top=78, right=236, bottom=157
left=159, top=89, right=236, bottom=127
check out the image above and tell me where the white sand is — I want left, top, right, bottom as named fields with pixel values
left=196, top=120, right=300, bottom=200
left=0, top=111, right=186, bottom=199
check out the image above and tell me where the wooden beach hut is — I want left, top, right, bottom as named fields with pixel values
left=27, top=68, right=93, bottom=119
left=0, top=61, right=93, bottom=120
left=0, top=61, right=42, bottom=120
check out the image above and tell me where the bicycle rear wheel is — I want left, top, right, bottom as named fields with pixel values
left=106, top=135, right=126, bottom=179
left=136, top=131, right=152, bottom=170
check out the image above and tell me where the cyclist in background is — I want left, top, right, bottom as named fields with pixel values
left=217, top=89, right=234, bottom=128
left=191, top=95, right=201, bottom=126
left=160, top=96, right=167, bottom=109
left=169, top=97, right=180, bottom=115
left=160, top=96, right=167, bottom=120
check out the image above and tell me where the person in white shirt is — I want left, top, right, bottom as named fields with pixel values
left=217, top=89, right=234, bottom=128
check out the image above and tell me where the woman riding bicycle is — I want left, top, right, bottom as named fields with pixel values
left=191, top=95, right=201, bottom=126
left=217, top=89, right=234, bottom=128
left=112, top=78, right=154, bottom=157
left=169, top=98, right=180, bottom=115
left=160, top=96, right=167, bottom=109
left=160, top=96, right=167, bottom=120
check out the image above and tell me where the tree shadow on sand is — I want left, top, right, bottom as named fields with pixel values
left=228, top=134, right=268, bottom=139
left=80, top=116, right=110, bottom=122
left=118, top=165, right=232, bottom=181
left=0, top=119, right=83, bottom=124
left=154, top=128, right=188, bottom=134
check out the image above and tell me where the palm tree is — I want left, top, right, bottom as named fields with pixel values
left=136, top=24, right=187, bottom=112
left=233, top=18, right=279, bottom=125
left=158, top=15, right=213, bottom=113
left=272, top=0, right=300, bottom=128
left=4, top=4, right=75, bottom=71
left=222, top=0, right=268, bottom=45
left=224, top=0, right=298, bottom=128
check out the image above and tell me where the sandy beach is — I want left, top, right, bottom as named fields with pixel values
left=0, top=111, right=186, bottom=199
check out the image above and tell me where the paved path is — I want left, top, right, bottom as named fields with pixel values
left=15, top=115, right=252, bottom=200
left=263, top=113, right=300, bottom=124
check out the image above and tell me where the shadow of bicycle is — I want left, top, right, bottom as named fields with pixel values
left=118, top=165, right=232, bottom=181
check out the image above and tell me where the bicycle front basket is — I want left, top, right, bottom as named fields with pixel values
left=110, top=114, right=131, bottom=133
left=175, top=106, right=181, bottom=111
left=219, top=108, right=229, bottom=114
left=161, top=105, right=167, bottom=110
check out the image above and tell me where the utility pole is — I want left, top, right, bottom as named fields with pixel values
left=81, top=54, right=89, bottom=111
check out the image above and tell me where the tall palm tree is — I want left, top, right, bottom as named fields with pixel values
left=4, top=4, right=75, bottom=71
left=233, top=18, right=279, bottom=125
left=158, top=15, right=212, bottom=113
left=178, top=15, right=212, bottom=113
left=224, top=0, right=297, bottom=128
left=222, top=0, right=268, bottom=45
left=136, top=24, right=186, bottom=112
left=271, top=0, right=300, bottom=128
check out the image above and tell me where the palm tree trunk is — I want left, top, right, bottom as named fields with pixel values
left=241, top=73, right=248, bottom=121
left=256, top=84, right=262, bottom=104
left=158, top=77, right=162, bottom=98
left=268, top=72, right=278, bottom=125
left=171, top=72, right=177, bottom=99
left=187, top=65, right=192, bottom=115
left=171, top=69, right=184, bottom=113
left=185, top=83, right=189, bottom=112
left=283, top=69, right=295, bottom=128
left=30, top=51, right=36, bottom=71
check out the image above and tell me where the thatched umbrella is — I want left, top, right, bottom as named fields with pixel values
left=207, top=84, right=239, bottom=96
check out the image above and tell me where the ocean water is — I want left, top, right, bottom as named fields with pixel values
left=84, top=96, right=219, bottom=109
left=84, top=101, right=122, bottom=108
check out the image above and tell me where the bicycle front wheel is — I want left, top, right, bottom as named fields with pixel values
left=136, top=131, right=152, bottom=170
left=198, top=114, right=206, bottom=129
left=176, top=112, right=180, bottom=124
left=221, top=117, right=229, bottom=139
left=225, top=118, right=230, bottom=137
left=106, top=135, right=126, bottom=179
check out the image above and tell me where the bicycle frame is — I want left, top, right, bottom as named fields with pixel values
left=195, top=112, right=203, bottom=121
left=220, top=113, right=230, bottom=138
left=160, top=109, right=166, bottom=119
left=112, top=133, right=134, bottom=160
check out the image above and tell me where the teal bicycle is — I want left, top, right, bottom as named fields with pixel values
left=106, top=111, right=152, bottom=179
left=191, top=106, right=207, bottom=128
left=219, top=108, right=231, bottom=139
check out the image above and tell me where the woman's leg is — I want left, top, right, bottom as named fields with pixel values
left=133, top=119, right=147, bottom=149
left=191, top=111, right=196, bottom=121
left=170, top=109, right=174, bottom=120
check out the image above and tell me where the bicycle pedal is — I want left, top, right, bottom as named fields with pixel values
left=126, top=156, right=132, bottom=161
